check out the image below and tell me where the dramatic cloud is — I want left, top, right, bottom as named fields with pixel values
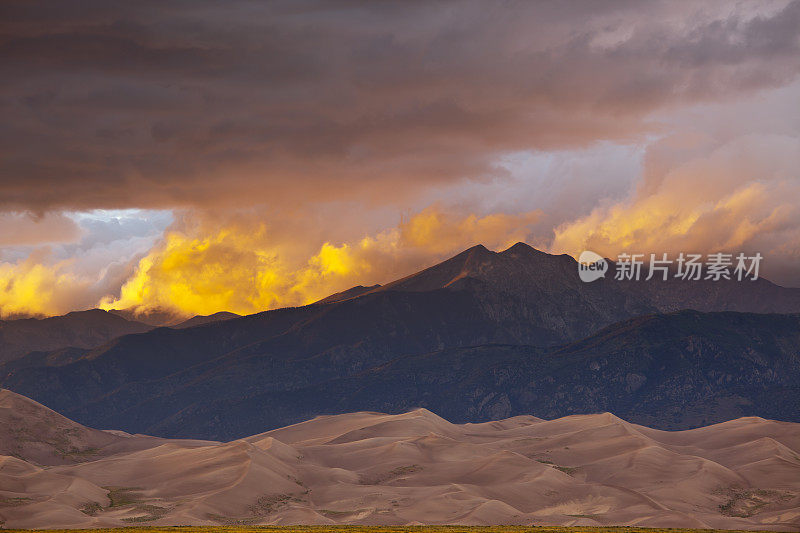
left=0, top=212, right=82, bottom=246
left=0, top=210, right=171, bottom=317
left=551, top=132, right=800, bottom=284
left=1, top=0, right=798, bottom=211
left=0, top=251, right=89, bottom=318
left=0, top=1, right=799, bottom=317
left=99, top=207, right=540, bottom=317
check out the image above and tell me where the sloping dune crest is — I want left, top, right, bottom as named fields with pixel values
left=1, top=389, right=799, bottom=530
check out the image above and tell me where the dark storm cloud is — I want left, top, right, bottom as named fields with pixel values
left=0, top=0, right=799, bottom=211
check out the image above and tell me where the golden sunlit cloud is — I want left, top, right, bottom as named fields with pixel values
left=550, top=134, right=800, bottom=265
left=97, top=206, right=541, bottom=319
left=0, top=252, right=89, bottom=318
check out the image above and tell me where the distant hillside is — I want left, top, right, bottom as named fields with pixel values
left=172, top=311, right=240, bottom=329
left=107, top=307, right=187, bottom=326
left=314, top=284, right=381, bottom=304
left=239, top=310, right=799, bottom=433
left=0, top=309, right=151, bottom=364
left=0, top=309, right=243, bottom=365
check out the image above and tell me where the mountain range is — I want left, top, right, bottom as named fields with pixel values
left=1, top=242, right=799, bottom=440
left=0, top=309, right=240, bottom=365
left=0, top=309, right=150, bottom=365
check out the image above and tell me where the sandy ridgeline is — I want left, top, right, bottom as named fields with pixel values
left=0, top=389, right=798, bottom=530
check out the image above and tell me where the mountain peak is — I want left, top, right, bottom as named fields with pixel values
left=465, top=243, right=490, bottom=253
left=504, top=241, right=532, bottom=252
left=378, top=243, right=500, bottom=293
left=500, top=241, right=548, bottom=257
left=448, top=243, right=495, bottom=263
left=172, top=311, right=240, bottom=329
left=315, top=284, right=382, bottom=304
left=371, top=242, right=577, bottom=295
left=63, top=308, right=123, bottom=321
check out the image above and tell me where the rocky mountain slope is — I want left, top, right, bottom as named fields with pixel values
left=246, top=310, right=799, bottom=433
left=69, top=309, right=796, bottom=439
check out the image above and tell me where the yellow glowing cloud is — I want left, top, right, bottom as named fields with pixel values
left=550, top=135, right=800, bottom=263
left=0, top=255, right=88, bottom=318
left=98, top=207, right=540, bottom=319
left=400, top=207, right=540, bottom=253
left=100, top=227, right=298, bottom=317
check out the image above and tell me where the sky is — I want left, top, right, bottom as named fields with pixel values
left=1, top=0, right=799, bottom=319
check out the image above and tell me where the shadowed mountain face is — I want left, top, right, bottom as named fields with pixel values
left=1, top=389, right=799, bottom=530
left=171, top=311, right=240, bottom=329
left=372, top=242, right=800, bottom=318
left=0, top=310, right=151, bottom=364
left=1, top=243, right=799, bottom=440
left=242, top=310, right=800, bottom=433
left=0, top=309, right=242, bottom=365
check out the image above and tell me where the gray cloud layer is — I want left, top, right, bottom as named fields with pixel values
left=1, top=0, right=798, bottom=212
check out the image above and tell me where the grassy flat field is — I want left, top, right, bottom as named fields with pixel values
left=0, top=527, right=781, bottom=533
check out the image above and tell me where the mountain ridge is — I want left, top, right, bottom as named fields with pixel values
left=121, top=309, right=798, bottom=439
left=0, top=308, right=243, bottom=365
left=2, top=243, right=800, bottom=439
left=0, top=309, right=151, bottom=364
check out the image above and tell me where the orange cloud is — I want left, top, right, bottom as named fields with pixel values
left=550, top=134, right=800, bottom=276
left=98, top=206, right=541, bottom=318
left=0, top=251, right=89, bottom=318
left=401, top=209, right=541, bottom=254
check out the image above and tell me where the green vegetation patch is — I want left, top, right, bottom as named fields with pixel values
left=320, top=509, right=367, bottom=517
left=121, top=505, right=172, bottom=523
left=288, top=474, right=306, bottom=487
left=78, top=502, right=103, bottom=516
left=536, top=459, right=578, bottom=476
left=715, top=487, right=794, bottom=518
left=207, top=492, right=308, bottom=525
left=248, top=493, right=305, bottom=516
left=204, top=514, right=260, bottom=527
left=103, top=486, right=144, bottom=508
left=59, top=446, right=100, bottom=459
left=390, top=465, right=422, bottom=476
left=360, top=464, right=423, bottom=484
left=0, top=496, right=32, bottom=507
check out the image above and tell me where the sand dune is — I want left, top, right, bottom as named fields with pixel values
left=1, top=390, right=798, bottom=530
